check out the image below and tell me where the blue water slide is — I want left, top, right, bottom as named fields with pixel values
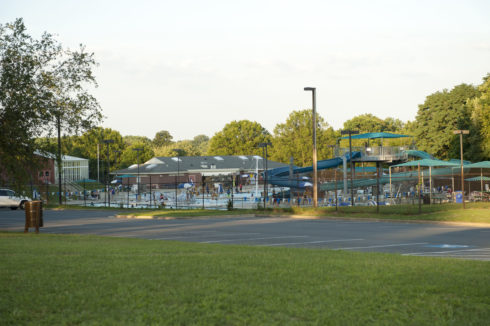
left=268, top=152, right=361, bottom=178
left=267, top=152, right=361, bottom=189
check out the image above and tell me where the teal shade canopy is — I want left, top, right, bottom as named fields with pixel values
left=392, top=159, right=459, bottom=168
left=76, top=178, right=97, bottom=183
left=465, top=176, right=490, bottom=181
left=465, top=161, right=490, bottom=169
left=340, top=132, right=411, bottom=140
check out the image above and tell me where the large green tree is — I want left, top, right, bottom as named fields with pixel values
left=119, top=142, right=154, bottom=169
left=152, top=130, right=173, bottom=147
left=207, top=120, right=271, bottom=156
left=413, top=84, right=479, bottom=160
left=343, top=114, right=404, bottom=133
left=0, top=18, right=102, bottom=186
left=271, top=110, right=337, bottom=166
left=69, top=128, right=124, bottom=179
left=468, top=74, right=490, bottom=160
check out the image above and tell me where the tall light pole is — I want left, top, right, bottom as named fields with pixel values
left=304, top=87, right=318, bottom=208
left=341, top=130, right=359, bottom=207
left=57, top=114, right=63, bottom=205
left=173, top=149, right=182, bottom=209
left=132, top=148, right=143, bottom=201
left=258, top=142, right=272, bottom=209
left=453, top=130, right=469, bottom=209
left=103, top=139, right=114, bottom=207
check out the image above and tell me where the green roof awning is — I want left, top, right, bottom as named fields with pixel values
left=465, top=176, right=490, bottom=181
left=340, top=132, right=411, bottom=140
left=119, top=174, right=136, bottom=178
left=465, top=161, right=490, bottom=169
left=392, top=159, right=459, bottom=168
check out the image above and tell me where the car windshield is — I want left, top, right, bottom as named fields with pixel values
left=7, top=190, right=16, bottom=197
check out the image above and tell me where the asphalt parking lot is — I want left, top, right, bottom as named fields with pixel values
left=1, top=208, right=489, bottom=261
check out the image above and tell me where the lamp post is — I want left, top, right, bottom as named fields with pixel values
left=341, top=130, right=359, bottom=207
left=304, top=87, right=318, bottom=208
left=258, top=142, right=272, bottom=208
left=132, top=148, right=143, bottom=201
left=103, top=139, right=114, bottom=207
left=173, top=149, right=182, bottom=209
left=57, top=114, right=63, bottom=205
left=453, top=130, right=469, bottom=209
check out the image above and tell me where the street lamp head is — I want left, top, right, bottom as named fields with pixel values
left=103, top=139, right=114, bottom=144
left=453, top=130, right=469, bottom=135
left=304, top=87, right=315, bottom=91
left=341, top=130, right=360, bottom=135
left=258, top=142, right=272, bottom=148
left=132, top=148, right=143, bottom=152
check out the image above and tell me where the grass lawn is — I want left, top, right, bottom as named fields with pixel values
left=115, top=202, right=490, bottom=224
left=1, top=232, right=489, bottom=325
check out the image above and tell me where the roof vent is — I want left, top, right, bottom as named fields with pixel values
left=214, top=156, right=224, bottom=161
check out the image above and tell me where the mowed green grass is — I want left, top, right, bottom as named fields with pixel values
left=1, top=233, right=489, bottom=325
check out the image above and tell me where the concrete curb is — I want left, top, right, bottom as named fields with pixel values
left=255, top=214, right=490, bottom=227
left=115, top=214, right=257, bottom=220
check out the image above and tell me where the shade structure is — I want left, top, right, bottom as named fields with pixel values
left=75, top=178, right=97, bottom=183
left=340, top=132, right=411, bottom=140
left=464, top=161, right=490, bottom=169
left=392, top=159, right=459, bottom=168
left=119, top=174, right=136, bottom=178
left=465, top=176, right=490, bottom=181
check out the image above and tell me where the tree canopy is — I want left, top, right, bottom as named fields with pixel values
left=413, top=84, right=480, bottom=160
left=468, top=74, right=490, bottom=160
left=0, top=18, right=102, bottom=186
left=207, top=120, right=271, bottom=156
left=342, top=114, right=404, bottom=133
left=152, top=130, right=173, bottom=147
left=271, top=110, right=337, bottom=166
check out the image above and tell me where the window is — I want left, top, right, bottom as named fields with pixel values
left=45, top=171, right=50, bottom=176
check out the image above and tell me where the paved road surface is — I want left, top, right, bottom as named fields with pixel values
left=1, top=209, right=489, bottom=261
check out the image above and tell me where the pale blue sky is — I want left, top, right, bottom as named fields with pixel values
left=3, top=0, right=490, bottom=140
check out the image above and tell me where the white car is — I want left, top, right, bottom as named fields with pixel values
left=0, top=189, right=30, bottom=210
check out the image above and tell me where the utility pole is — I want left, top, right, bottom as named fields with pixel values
left=258, top=142, right=272, bottom=209
left=103, top=139, right=114, bottom=207
left=341, top=130, right=359, bottom=207
left=453, top=130, right=469, bottom=209
left=132, top=148, right=143, bottom=201
left=304, top=87, right=318, bottom=208
left=172, top=149, right=182, bottom=209
left=57, top=114, right=62, bottom=205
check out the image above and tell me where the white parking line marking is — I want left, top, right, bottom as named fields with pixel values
left=337, top=242, right=428, bottom=250
left=154, top=232, right=262, bottom=240
left=264, top=238, right=364, bottom=246
left=200, top=235, right=309, bottom=243
left=404, top=247, right=490, bottom=256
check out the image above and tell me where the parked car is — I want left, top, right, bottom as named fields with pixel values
left=0, top=189, right=30, bottom=210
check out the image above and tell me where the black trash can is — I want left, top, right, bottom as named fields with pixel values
left=422, top=194, right=431, bottom=205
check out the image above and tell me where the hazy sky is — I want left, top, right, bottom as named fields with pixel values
left=3, top=0, right=490, bottom=141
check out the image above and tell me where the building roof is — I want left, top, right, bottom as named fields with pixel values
left=112, top=155, right=287, bottom=176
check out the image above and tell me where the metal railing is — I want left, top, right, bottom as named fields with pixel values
left=335, top=146, right=408, bottom=161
